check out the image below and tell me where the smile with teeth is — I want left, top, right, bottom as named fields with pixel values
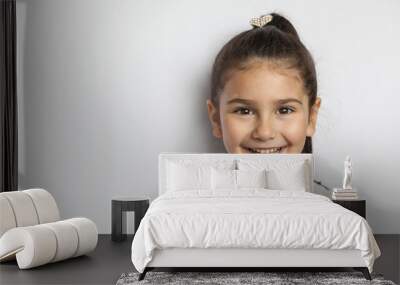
left=245, top=147, right=283, bottom=154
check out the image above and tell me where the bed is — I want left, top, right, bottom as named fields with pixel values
left=131, top=153, right=381, bottom=281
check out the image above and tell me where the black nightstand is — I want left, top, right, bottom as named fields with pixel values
left=333, top=199, right=366, bottom=219
left=111, top=197, right=150, bottom=242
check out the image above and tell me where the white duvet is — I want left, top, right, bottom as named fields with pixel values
left=131, top=189, right=380, bottom=273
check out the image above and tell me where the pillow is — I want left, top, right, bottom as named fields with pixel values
left=237, top=169, right=268, bottom=189
left=237, top=159, right=310, bottom=191
left=211, top=168, right=237, bottom=190
left=167, top=162, right=212, bottom=191
left=266, top=161, right=308, bottom=191
left=211, top=168, right=268, bottom=190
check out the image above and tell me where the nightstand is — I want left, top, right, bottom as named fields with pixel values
left=332, top=199, right=366, bottom=219
left=111, top=197, right=150, bottom=242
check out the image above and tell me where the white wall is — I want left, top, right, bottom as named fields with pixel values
left=16, top=0, right=400, bottom=233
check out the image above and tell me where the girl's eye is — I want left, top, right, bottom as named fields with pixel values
left=277, top=106, right=294, bottom=115
left=234, top=107, right=254, bottom=115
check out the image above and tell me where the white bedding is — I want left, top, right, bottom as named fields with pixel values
left=131, top=189, right=380, bottom=273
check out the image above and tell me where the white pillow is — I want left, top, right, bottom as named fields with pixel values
left=237, top=169, right=268, bottom=189
left=211, top=168, right=268, bottom=190
left=238, top=159, right=310, bottom=191
left=167, top=162, right=212, bottom=191
left=266, top=161, right=308, bottom=191
left=211, top=168, right=237, bottom=190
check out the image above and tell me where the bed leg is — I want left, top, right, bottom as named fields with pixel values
left=138, top=268, right=148, bottom=281
left=354, top=267, right=371, bottom=280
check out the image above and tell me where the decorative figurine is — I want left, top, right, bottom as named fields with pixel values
left=342, top=155, right=352, bottom=190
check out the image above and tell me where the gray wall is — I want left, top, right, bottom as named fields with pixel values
left=16, top=0, right=400, bottom=234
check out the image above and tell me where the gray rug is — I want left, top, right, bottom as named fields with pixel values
left=116, top=271, right=397, bottom=285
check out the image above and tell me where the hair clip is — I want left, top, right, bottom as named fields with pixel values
left=250, top=14, right=273, bottom=28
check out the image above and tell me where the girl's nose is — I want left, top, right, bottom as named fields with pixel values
left=251, top=116, right=276, bottom=141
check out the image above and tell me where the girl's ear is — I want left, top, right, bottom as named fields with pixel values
left=306, top=97, right=321, bottom=137
left=206, top=99, right=223, bottom=139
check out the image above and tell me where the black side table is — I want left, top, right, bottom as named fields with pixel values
left=111, top=197, right=150, bottom=242
left=333, top=199, right=366, bottom=219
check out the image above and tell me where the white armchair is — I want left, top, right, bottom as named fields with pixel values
left=0, top=188, right=98, bottom=269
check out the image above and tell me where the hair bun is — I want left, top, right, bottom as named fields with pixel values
left=249, top=13, right=300, bottom=41
left=267, top=13, right=300, bottom=41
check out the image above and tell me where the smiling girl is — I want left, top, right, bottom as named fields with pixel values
left=207, top=13, right=321, bottom=154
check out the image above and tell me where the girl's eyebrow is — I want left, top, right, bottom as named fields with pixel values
left=277, top=98, right=303, bottom=105
left=226, top=98, right=256, bottom=105
left=227, top=98, right=303, bottom=105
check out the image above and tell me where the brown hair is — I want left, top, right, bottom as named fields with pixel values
left=210, top=13, right=317, bottom=153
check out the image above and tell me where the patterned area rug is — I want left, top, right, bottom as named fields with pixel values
left=116, top=271, right=396, bottom=285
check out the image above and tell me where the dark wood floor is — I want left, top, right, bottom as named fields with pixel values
left=0, top=235, right=134, bottom=285
left=0, top=234, right=398, bottom=285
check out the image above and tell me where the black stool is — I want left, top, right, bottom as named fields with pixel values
left=111, top=197, right=150, bottom=242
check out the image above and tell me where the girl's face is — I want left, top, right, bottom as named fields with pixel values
left=207, top=60, right=321, bottom=154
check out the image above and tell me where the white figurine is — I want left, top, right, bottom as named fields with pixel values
left=342, top=155, right=352, bottom=190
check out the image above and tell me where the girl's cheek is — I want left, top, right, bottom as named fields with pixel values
left=223, top=115, right=252, bottom=139
left=280, top=116, right=308, bottom=144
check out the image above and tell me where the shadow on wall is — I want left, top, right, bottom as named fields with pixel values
left=198, top=79, right=227, bottom=154
left=175, top=71, right=227, bottom=154
left=18, top=0, right=51, bottom=191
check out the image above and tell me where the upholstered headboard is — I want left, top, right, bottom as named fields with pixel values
left=158, top=153, right=314, bottom=195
